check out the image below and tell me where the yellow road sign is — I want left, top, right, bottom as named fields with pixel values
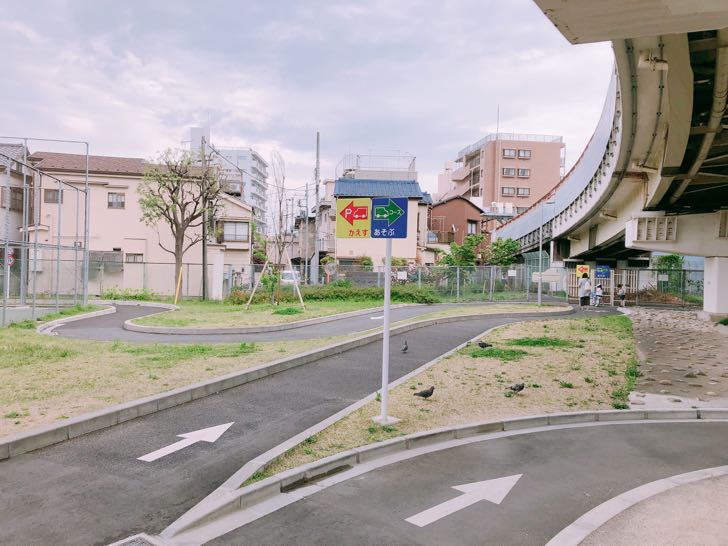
left=336, top=198, right=372, bottom=238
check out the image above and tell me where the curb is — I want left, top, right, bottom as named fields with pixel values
left=122, top=303, right=412, bottom=335
left=162, top=408, right=728, bottom=540
left=0, top=308, right=572, bottom=461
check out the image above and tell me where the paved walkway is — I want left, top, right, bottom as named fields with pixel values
left=207, top=421, right=728, bottom=546
left=629, top=308, right=728, bottom=409
left=53, top=303, right=551, bottom=343
left=2, top=314, right=541, bottom=546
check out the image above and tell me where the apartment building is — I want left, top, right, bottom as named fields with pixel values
left=0, top=143, right=31, bottom=243
left=190, top=127, right=269, bottom=234
left=27, top=151, right=253, bottom=299
left=436, top=133, right=565, bottom=214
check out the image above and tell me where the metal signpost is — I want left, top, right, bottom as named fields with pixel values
left=336, top=196, right=408, bottom=425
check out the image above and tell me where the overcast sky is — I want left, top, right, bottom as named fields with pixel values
left=1, top=0, right=613, bottom=194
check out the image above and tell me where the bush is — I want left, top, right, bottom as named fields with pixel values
left=272, top=306, right=303, bottom=315
left=225, top=284, right=441, bottom=305
left=101, top=287, right=157, bottom=301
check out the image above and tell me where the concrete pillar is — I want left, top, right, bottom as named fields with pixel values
left=701, top=257, right=728, bottom=320
left=209, top=246, right=225, bottom=301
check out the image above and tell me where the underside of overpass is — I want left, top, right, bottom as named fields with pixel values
left=495, top=1, right=728, bottom=317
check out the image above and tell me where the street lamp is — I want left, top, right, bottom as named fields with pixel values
left=538, top=198, right=557, bottom=306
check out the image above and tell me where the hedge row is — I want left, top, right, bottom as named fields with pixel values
left=227, top=283, right=441, bottom=305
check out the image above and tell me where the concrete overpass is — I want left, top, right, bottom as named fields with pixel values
left=495, top=0, right=728, bottom=318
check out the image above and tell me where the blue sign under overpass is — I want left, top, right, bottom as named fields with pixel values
left=371, top=197, right=408, bottom=238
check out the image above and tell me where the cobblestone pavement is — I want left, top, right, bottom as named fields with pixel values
left=629, top=308, right=728, bottom=409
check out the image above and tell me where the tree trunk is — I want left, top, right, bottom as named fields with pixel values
left=174, top=235, right=184, bottom=299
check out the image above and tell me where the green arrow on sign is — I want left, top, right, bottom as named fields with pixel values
left=374, top=199, right=405, bottom=226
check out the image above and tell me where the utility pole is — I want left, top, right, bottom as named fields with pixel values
left=311, top=131, right=321, bottom=284
left=201, top=135, right=208, bottom=301
left=303, top=182, right=309, bottom=283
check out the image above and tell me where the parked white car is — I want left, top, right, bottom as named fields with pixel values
left=280, top=270, right=301, bottom=285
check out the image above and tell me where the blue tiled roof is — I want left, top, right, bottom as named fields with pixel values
left=420, top=191, right=433, bottom=205
left=333, top=178, right=424, bottom=199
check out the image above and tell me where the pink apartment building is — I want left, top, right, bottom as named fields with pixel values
left=27, top=151, right=253, bottom=299
left=437, top=133, right=565, bottom=215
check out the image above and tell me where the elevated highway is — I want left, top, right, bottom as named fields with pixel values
left=495, top=0, right=728, bottom=318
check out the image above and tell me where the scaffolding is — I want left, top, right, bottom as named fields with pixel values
left=0, top=138, right=89, bottom=326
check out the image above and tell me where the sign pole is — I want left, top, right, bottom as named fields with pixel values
left=375, top=237, right=397, bottom=425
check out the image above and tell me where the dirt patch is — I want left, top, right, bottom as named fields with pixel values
left=258, top=315, right=635, bottom=479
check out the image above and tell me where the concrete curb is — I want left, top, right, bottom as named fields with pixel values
left=122, top=303, right=411, bottom=335
left=162, top=408, right=728, bottom=540
left=36, top=300, right=177, bottom=336
left=0, top=308, right=572, bottom=462
left=36, top=305, right=117, bottom=335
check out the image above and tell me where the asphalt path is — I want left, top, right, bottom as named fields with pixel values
left=0, top=313, right=554, bottom=546
left=53, top=303, right=544, bottom=342
left=210, top=421, right=728, bottom=546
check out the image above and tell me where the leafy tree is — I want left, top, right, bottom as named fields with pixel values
left=440, top=234, right=485, bottom=266
left=653, top=253, right=685, bottom=295
left=653, top=253, right=684, bottom=270
left=484, top=237, right=520, bottom=266
left=251, top=221, right=268, bottom=264
left=138, top=149, right=223, bottom=286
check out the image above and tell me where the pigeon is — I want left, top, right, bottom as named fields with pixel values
left=401, top=340, right=408, bottom=353
left=508, top=383, right=525, bottom=394
left=478, top=341, right=493, bottom=349
left=414, top=386, right=434, bottom=399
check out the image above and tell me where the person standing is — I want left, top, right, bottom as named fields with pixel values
left=617, top=283, right=626, bottom=307
left=594, top=284, right=603, bottom=307
left=577, top=272, right=591, bottom=309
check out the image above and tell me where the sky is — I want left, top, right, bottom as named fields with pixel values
left=1, top=0, right=613, bottom=196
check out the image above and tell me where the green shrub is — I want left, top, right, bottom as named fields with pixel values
left=272, top=306, right=303, bottom=315
left=226, top=284, right=440, bottom=305
left=101, top=287, right=157, bottom=301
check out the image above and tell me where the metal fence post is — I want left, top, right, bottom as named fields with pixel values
left=377, top=270, right=381, bottom=288
left=456, top=267, right=460, bottom=302
left=489, top=266, right=494, bottom=301
left=635, top=269, right=640, bottom=307
left=417, top=267, right=421, bottom=289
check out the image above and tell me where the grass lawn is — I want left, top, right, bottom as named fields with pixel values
left=0, top=328, right=354, bottom=437
left=131, top=300, right=386, bottom=328
left=251, top=315, right=637, bottom=483
left=7, top=304, right=104, bottom=329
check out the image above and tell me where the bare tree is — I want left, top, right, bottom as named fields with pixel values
left=269, top=151, right=288, bottom=304
left=138, top=149, right=223, bottom=286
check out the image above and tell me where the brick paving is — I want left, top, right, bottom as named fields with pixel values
left=628, top=308, right=728, bottom=409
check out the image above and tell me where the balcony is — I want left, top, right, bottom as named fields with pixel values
left=450, top=165, right=471, bottom=181
left=222, top=181, right=243, bottom=195
left=429, top=230, right=455, bottom=244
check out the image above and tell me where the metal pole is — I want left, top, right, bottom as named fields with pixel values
left=303, top=183, right=309, bottom=284
left=20, top=140, right=28, bottom=304
left=538, top=203, right=543, bottom=306
left=417, top=267, right=421, bottom=289
left=74, top=187, right=79, bottom=305
left=55, top=179, right=62, bottom=312
left=376, top=237, right=396, bottom=425
left=31, top=174, right=39, bottom=320
left=311, top=131, right=320, bottom=284
left=82, top=143, right=89, bottom=304
left=456, top=267, right=460, bottom=302
left=201, top=136, right=208, bottom=301
left=2, top=159, right=9, bottom=325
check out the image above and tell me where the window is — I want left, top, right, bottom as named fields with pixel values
left=108, top=192, right=125, bottom=209
left=502, top=168, right=516, bottom=177
left=518, top=149, right=532, bottom=159
left=10, top=188, right=23, bottom=211
left=44, top=189, right=63, bottom=204
left=467, top=220, right=478, bottom=235
left=223, top=221, right=250, bottom=242
left=516, top=207, right=529, bottom=214
left=501, top=186, right=515, bottom=196
left=125, top=253, right=144, bottom=263
left=502, top=148, right=516, bottom=158
left=517, top=187, right=530, bottom=196
left=517, top=168, right=531, bottom=178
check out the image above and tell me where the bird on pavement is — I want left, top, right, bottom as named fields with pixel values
left=508, top=383, right=525, bottom=394
left=478, top=340, right=493, bottom=349
left=401, top=340, right=408, bottom=353
left=414, top=386, right=434, bottom=399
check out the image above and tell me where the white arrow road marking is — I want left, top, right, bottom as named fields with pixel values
left=370, top=315, right=384, bottom=320
left=138, top=422, right=234, bottom=463
left=405, top=474, right=522, bottom=527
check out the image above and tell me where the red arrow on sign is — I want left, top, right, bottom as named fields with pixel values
left=340, top=201, right=369, bottom=225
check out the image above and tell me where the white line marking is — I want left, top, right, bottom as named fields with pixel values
left=406, top=474, right=522, bottom=527
left=138, top=422, right=234, bottom=462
